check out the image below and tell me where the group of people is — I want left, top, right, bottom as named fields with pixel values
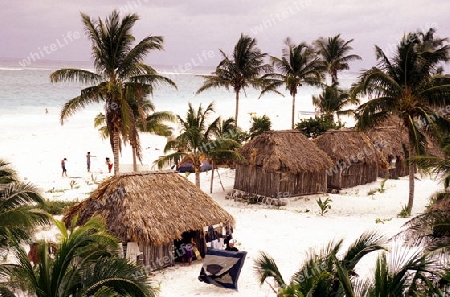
left=181, top=233, right=239, bottom=266
left=60, top=152, right=113, bottom=177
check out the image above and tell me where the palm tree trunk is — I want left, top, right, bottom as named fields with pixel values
left=210, top=160, right=215, bottom=194
left=195, top=168, right=200, bottom=188
left=113, top=130, right=120, bottom=175
left=291, top=93, right=296, bottom=129
left=132, top=146, right=137, bottom=172
left=407, top=136, right=415, bottom=212
left=235, top=90, right=240, bottom=127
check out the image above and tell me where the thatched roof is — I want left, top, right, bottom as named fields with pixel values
left=365, top=125, right=408, bottom=159
left=314, top=129, right=386, bottom=167
left=238, top=130, right=333, bottom=173
left=63, top=171, right=234, bottom=245
left=366, top=115, right=444, bottom=158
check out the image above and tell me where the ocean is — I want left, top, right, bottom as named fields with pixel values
left=0, top=57, right=358, bottom=131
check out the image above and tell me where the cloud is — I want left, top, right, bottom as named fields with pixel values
left=1, top=0, right=449, bottom=71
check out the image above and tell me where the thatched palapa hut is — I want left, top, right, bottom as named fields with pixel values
left=365, top=119, right=409, bottom=178
left=63, top=171, right=234, bottom=270
left=314, top=129, right=387, bottom=189
left=234, top=130, right=334, bottom=197
left=366, top=115, right=444, bottom=178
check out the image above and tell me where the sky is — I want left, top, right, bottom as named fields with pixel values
left=2, top=0, right=449, bottom=72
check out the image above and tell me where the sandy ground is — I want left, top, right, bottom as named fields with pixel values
left=0, top=111, right=443, bottom=296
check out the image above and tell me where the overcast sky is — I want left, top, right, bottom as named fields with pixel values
left=2, top=0, right=449, bottom=72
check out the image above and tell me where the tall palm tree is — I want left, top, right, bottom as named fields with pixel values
left=196, top=34, right=271, bottom=127
left=156, top=102, right=220, bottom=187
left=50, top=10, right=175, bottom=175
left=0, top=217, right=156, bottom=297
left=312, top=82, right=359, bottom=120
left=261, top=38, right=323, bottom=129
left=254, top=231, right=385, bottom=296
left=0, top=182, right=50, bottom=250
left=350, top=28, right=450, bottom=213
left=94, top=97, right=176, bottom=171
left=314, top=34, right=362, bottom=84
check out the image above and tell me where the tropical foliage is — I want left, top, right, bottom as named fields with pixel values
left=295, top=114, right=344, bottom=138
left=255, top=232, right=448, bottom=296
left=50, top=10, right=175, bottom=175
left=350, top=27, right=450, bottom=212
left=94, top=97, right=176, bottom=171
left=197, top=34, right=271, bottom=127
left=0, top=160, right=17, bottom=185
left=0, top=159, right=49, bottom=250
left=255, top=231, right=386, bottom=296
left=314, top=34, right=362, bottom=84
left=249, top=115, right=272, bottom=139
left=0, top=183, right=49, bottom=250
left=156, top=102, right=221, bottom=187
left=0, top=217, right=157, bottom=297
left=261, top=38, right=323, bottom=129
left=312, top=82, right=359, bottom=120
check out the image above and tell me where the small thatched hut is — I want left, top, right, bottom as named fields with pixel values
left=63, top=171, right=234, bottom=270
left=366, top=115, right=444, bottom=178
left=234, top=130, right=334, bottom=197
left=314, top=129, right=387, bottom=189
left=366, top=121, right=409, bottom=178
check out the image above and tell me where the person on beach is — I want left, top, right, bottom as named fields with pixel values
left=225, top=239, right=238, bottom=252
left=86, top=152, right=91, bottom=173
left=61, top=158, right=67, bottom=177
left=106, top=157, right=113, bottom=173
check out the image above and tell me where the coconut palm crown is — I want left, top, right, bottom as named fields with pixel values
left=156, top=102, right=220, bottom=187
left=350, top=28, right=450, bottom=213
left=314, top=34, right=362, bottom=84
left=50, top=10, right=176, bottom=175
left=261, top=38, right=323, bottom=129
left=196, top=34, right=271, bottom=127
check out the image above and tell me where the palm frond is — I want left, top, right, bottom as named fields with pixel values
left=253, top=251, right=286, bottom=287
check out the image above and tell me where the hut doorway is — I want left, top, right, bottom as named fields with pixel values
left=174, top=230, right=205, bottom=263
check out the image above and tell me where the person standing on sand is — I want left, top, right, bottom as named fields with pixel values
left=86, top=152, right=91, bottom=173
left=61, top=158, right=67, bottom=177
left=106, top=157, right=113, bottom=173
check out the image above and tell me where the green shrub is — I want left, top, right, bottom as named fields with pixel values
left=40, top=200, right=77, bottom=215
left=397, top=205, right=412, bottom=218
left=317, top=197, right=332, bottom=216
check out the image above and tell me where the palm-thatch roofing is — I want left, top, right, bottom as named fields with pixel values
left=238, top=130, right=333, bottom=172
left=365, top=120, right=409, bottom=160
left=63, top=171, right=234, bottom=245
left=314, top=129, right=387, bottom=167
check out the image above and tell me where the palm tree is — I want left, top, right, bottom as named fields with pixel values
left=314, top=34, right=362, bottom=84
left=50, top=10, right=176, bottom=175
left=0, top=159, right=17, bottom=184
left=0, top=182, right=50, bottom=250
left=249, top=115, right=272, bottom=139
left=254, top=231, right=385, bottom=296
left=312, top=82, right=359, bottom=120
left=94, top=97, right=176, bottom=171
left=261, top=38, right=323, bottom=129
left=156, top=102, right=220, bottom=187
left=350, top=28, right=450, bottom=213
left=196, top=34, right=271, bottom=127
left=0, top=217, right=156, bottom=297
left=208, top=117, right=244, bottom=193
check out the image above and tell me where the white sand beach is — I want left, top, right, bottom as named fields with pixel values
left=0, top=108, right=442, bottom=296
